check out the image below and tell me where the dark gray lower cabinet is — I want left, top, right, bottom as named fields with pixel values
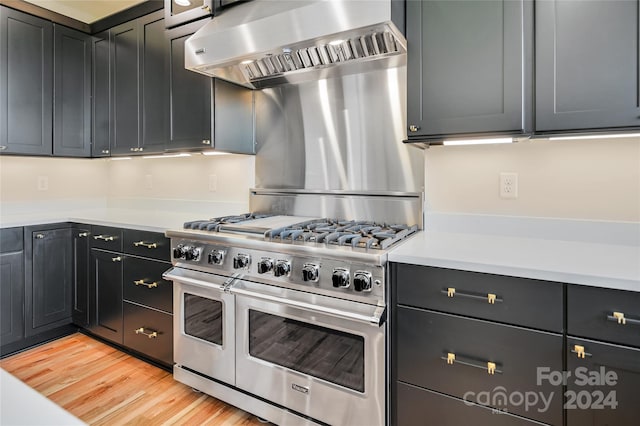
left=25, top=226, right=73, bottom=338
left=123, top=302, right=173, bottom=366
left=396, top=382, right=544, bottom=426
left=535, top=0, right=640, bottom=132
left=0, top=228, right=24, bottom=347
left=397, top=307, right=563, bottom=425
left=89, top=249, right=123, bottom=344
left=566, top=337, right=640, bottom=426
left=72, top=227, right=90, bottom=327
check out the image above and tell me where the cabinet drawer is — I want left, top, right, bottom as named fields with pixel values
left=394, top=264, right=563, bottom=332
left=123, top=229, right=170, bottom=261
left=123, top=302, right=173, bottom=366
left=0, top=228, right=23, bottom=253
left=90, top=225, right=123, bottom=252
left=566, top=337, right=640, bottom=426
left=397, top=307, right=563, bottom=425
left=567, top=285, right=640, bottom=348
left=123, top=257, right=172, bottom=313
left=396, top=382, right=545, bottom=426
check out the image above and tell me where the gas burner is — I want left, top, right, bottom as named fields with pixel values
left=184, top=213, right=273, bottom=231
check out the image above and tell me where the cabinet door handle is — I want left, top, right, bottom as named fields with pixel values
left=134, top=279, right=158, bottom=289
left=135, top=327, right=157, bottom=339
left=35, top=234, right=45, bottom=239
left=202, top=139, right=211, bottom=145
left=607, top=311, right=640, bottom=326
left=571, top=344, right=592, bottom=359
left=78, top=232, right=89, bottom=237
left=0, top=145, right=7, bottom=150
left=112, top=256, right=122, bottom=262
left=409, top=125, right=420, bottom=132
left=442, top=288, right=503, bottom=304
left=93, top=235, right=115, bottom=241
left=133, top=241, right=158, bottom=249
left=101, top=149, right=110, bottom=154
left=442, top=352, right=502, bottom=375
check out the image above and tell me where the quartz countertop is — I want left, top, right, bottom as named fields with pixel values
left=0, top=369, right=85, bottom=425
left=389, top=230, right=640, bottom=292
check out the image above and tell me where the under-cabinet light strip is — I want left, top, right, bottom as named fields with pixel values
left=442, top=138, right=514, bottom=146
left=549, top=133, right=640, bottom=141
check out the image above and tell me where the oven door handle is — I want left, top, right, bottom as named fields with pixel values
left=163, top=267, right=232, bottom=291
left=231, top=286, right=386, bottom=327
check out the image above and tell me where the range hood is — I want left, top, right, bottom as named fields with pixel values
left=184, top=0, right=407, bottom=89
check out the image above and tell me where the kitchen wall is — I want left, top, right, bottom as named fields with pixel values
left=0, top=154, right=255, bottom=217
left=424, top=136, right=640, bottom=223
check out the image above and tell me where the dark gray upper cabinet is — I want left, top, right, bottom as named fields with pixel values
left=53, top=25, right=91, bottom=157
left=536, top=0, right=640, bottom=133
left=406, top=0, right=533, bottom=141
left=0, top=6, right=53, bottom=155
left=25, top=226, right=73, bottom=338
left=166, top=20, right=254, bottom=154
left=110, top=10, right=167, bottom=156
left=92, top=31, right=111, bottom=157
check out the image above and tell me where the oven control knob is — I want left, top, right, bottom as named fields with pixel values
left=257, top=258, right=274, bottom=274
left=208, top=250, right=225, bottom=265
left=173, top=245, right=185, bottom=259
left=332, top=268, right=350, bottom=288
left=274, top=260, right=291, bottom=277
left=184, top=247, right=201, bottom=261
left=233, top=253, right=251, bottom=269
left=353, top=271, right=373, bottom=292
left=302, top=263, right=319, bottom=282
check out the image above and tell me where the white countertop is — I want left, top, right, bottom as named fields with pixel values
left=389, top=230, right=640, bottom=292
left=0, top=369, right=85, bottom=425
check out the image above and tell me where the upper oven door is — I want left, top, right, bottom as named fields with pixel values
left=232, top=280, right=386, bottom=426
left=164, top=267, right=235, bottom=385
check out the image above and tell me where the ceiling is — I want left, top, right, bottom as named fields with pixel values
left=22, top=0, right=148, bottom=23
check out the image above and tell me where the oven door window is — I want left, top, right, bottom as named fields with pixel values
left=184, top=293, right=223, bottom=346
left=248, top=310, right=365, bottom=393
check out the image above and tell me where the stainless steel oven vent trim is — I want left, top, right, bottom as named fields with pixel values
left=185, top=0, right=407, bottom=89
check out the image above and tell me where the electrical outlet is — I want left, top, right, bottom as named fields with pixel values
left=37, top=176, right=48, bottom=191
left=208, top=174, right=217, bottom=192
left=145, top=174, right=153, bottom=190
left=499, top=172, right=518, bottom=199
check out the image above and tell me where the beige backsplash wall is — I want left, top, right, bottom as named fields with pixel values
left=0, top=154, right=255, bottom=215
left=424, top=136, right=640, bottom=222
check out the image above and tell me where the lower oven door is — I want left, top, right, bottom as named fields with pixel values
left=163, top=267, right=235, bottom=385
left=232, top=280, right=386, bottom=426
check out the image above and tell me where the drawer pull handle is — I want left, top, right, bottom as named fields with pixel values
left=78, top=232, right=89, bottom=237
left=607, top=312, right=640, bottom=325
left=135, top=327, right=157, bottom=339
left=571, top=344, right=592, bottom=359
left=134, top=241, right=158, bottom=249
left=112, top=256, right=122, bottom=262
left=134, top=279, right=158, bottom=289
left=442, top=352, right=502, bottom=375
left=94, top=235, right=115, bottom=241
left=442, top=288, right=503, bottom=304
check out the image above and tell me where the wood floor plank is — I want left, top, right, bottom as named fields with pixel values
left=0, top=333, right=266, bottom=425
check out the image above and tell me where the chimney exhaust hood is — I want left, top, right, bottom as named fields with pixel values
left=184, top=0, right=407, bottom=89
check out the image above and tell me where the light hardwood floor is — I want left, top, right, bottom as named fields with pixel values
left=0, top=333, right=266, bottom=425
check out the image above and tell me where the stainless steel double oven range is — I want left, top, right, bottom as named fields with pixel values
left=163, top=191, right=422, bottom=425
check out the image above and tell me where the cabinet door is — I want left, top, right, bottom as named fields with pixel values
left=72, top=228, right=90, bottom=327
left=566, top=337, right=640, bottom=426
left=92, top=31, right=111, bottom=157
left=53, top=25, right=91, bottom=157
left=27, top=228, right=73, bottom=337
left=139, top=11, right=168, bottom=154
left=406, top=0, right=532, bottom=139
left=166, top=21, right=212, bottom=151
left=536, top=0, right=640, bottom=131
left=110, top=21, right=140, bottom=155
left=89, top=249, right=123, bottom=344
left=0, top=6, right=52, bottom=155
left=0, top=251, right=24, bottom=346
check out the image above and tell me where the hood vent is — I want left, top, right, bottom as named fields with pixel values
left=185, top=0, right=407, bottom=89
